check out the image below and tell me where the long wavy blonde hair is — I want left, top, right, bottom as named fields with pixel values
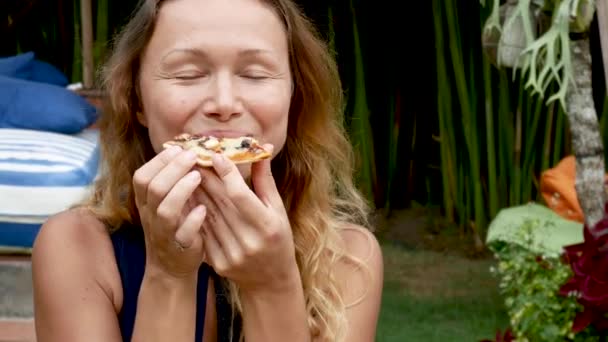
left=86, top=0, right=372, bottom=340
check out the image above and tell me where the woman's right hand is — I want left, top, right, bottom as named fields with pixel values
left=132, top=146, right=207, bottom=279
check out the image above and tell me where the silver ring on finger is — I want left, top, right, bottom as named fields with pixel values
left=174, top=239, right=186, bottom=252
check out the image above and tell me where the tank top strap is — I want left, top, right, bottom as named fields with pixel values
left=110, top=226, right=211, bottom=341
left=211, top=270, right=242, bottom=342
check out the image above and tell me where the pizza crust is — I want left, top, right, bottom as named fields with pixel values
left=162, top=134, right=271, bottom=167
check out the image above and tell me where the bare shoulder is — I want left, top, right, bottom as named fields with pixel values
left=335, top=225, right=384, bottom=298
left=32, top=207, right=121, bottom=305
left=333, top=224, right=383, bottom=341
left=32, top=208, right=123, bottom=341
left=338, top=224, right=383, bottom=270
left=334, top=224, right=384, bottom=340
left=33, top=207, right=115, bottom=275
left=34, top=207, right=110, bottom=250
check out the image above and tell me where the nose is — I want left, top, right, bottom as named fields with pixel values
left=203, top=72, right=241, bottom=121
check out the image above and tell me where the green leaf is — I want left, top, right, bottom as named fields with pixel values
left=486, top=202, right=583, bottom=257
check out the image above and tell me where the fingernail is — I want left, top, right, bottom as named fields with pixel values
left=187, top=171, right=200, bottom=181
left=263, top=143, right=274, bottom=154
left=211, top=153, right=225, bottom=168
left=167, top=145, right=181, bottom=156
left=184, top=149, right=197, bottom=160
left=195, top=205, right=206, bottom=215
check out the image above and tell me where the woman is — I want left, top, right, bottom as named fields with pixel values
left=31, top=0, right=383, bottom=341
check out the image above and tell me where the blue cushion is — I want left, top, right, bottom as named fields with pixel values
left=0, top=128, right=100, bottom=251
left=0, top=52, right=34, bottom=79
left=29, top=60, right=69, bottom=86
left=0, top=52, right=68, bottom=86
left=0, top=222, right=40, bottom=251
left=0, top=76, right=98, bottom=134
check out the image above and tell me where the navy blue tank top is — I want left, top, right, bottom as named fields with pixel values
left=110, top=226, right=241, bottom=341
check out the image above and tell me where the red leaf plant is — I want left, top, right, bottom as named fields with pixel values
left=479, top=328, right=514, bottom=342
left=559, top=204, right=608, bottom=333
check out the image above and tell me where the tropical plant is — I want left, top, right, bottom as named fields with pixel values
left=490, top=218, right=600, bottom=341
left=481, top=2, right=608, bottom=340
left=431, top=0, right=580, bottom=245
left=481, top=0, right=607, bottom=230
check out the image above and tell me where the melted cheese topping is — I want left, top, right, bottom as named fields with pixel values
left=181, top=137, right=253, bottom=159
left=203, top=137, right=220, bottom=149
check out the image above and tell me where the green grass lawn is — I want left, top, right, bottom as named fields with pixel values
left=376, top=241, right=509, bottom=342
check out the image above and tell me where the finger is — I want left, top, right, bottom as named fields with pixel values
left=251, top=144, right=283, bottom=209
left=211, top=153, right=251, bottom=187
left=207, top=154, right=267, bottom=218
left=197, top=169, right=239, bottom=216
left=203, top=222, right=228, bottom=274
left=157, top=170, right=201, bottom=228
left=146, top=149, right=199, bottom=210
left=195, top=187, right=235, bottom=234
left=174, top=204, right=206, bottom=250
left=133, top=145, right=182, bottom=207
left=195, top=189, right=243, bottom=265
left=194, top=187, right=258, bottom=257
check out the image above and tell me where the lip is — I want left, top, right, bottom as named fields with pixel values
left=196, top=130, right=253, bottom=138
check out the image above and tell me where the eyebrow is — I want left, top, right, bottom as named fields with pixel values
left=160, top=48, right=274, bottom=63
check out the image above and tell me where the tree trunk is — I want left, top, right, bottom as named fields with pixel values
left=566, top=38, right=607, bottom=232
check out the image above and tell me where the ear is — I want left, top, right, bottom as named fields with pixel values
left=136, top=110, right=148, bottom=127
left=134, top=83, right=147, bottom=127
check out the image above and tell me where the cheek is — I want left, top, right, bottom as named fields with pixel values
left=246, top=90, right=290, bottom=143
left=257, top=102, right=289, bottom=152
left=143, top=93, right=196, bottom=151
left=146, top=83, right=196, bottom=119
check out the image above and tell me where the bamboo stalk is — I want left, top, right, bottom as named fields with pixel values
left=553, top=105, right=566, bottom=166
left=460, top=164, right=469, bottom=229
left=541, top=85, right=558, bottom=173
left=498, top=71, right=513, bottom=209
left=512, top=89, right=522, bottom=205
left=512, top=74, right=532, bottom=205
left=348, top=0, right=377, bottom=206
left=385, top=90, right=401, bottom=213
left=445, top=0, right=486, bottom=235
left=468, top=49, right=487, bottom=241
left=433, top=0, right=458, bottom=223
left=541, top=100, right=556, bottom=171
left=438, top=98, right=456, bottom=223
left=483, top=55, right=499, bottom=219
left=80, top=0, right=94, bottom=88
left=327, top=6, right=336, bottom=55
left=519, top=94, right=541, bottom=202
left=72, top=0, right=82, bottom=84
left=95, top=0, right=110, bottom=71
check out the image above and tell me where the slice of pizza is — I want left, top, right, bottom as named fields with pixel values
left=162, top=133, right=272, bottom=167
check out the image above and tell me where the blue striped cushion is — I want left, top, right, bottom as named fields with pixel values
left=0, top=128, right=100, bottom=251
left=0, top=128, right=99, bottom=187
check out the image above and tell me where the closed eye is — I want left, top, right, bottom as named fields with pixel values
left=174, top=73, right=205, bottom=80
left=241, top=74, right=269, bottom=80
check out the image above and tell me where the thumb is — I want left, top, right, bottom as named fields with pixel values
left=251, top=144, right=282, bottom=208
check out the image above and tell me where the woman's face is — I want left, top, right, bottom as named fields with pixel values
left=138, top=0, right=292, bottom=176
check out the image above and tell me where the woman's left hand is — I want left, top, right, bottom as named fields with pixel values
left=194, top=146, right=299, bottom=294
